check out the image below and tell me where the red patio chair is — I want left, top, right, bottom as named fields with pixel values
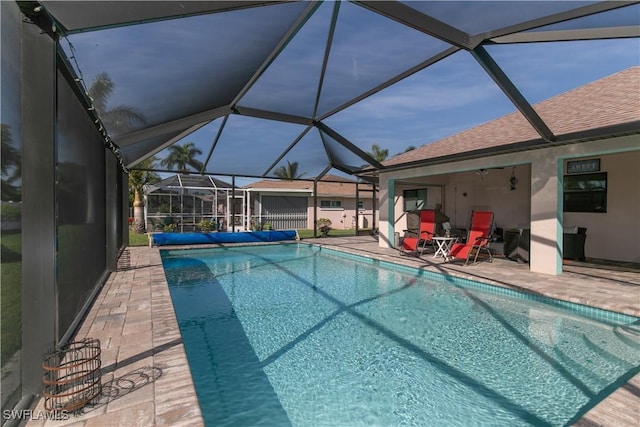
left=449, top=211, right=494, bottom=265
left=400, top=210, right=436, bottom=256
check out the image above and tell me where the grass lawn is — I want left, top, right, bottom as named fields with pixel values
left=129, top=230, right=150, bottom=246
left=1, top=232, right=21, bottom=364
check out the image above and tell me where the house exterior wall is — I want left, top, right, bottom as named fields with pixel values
left=563, top=150, right=640, bottom=263
left=249, top=191, right=375, bottom=231
left=309, top=197, right=375, bottom=230
left=379, top=135, right=640, bottom=273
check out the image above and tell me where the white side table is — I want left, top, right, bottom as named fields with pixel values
left=432, top=236, right=458, bottom=261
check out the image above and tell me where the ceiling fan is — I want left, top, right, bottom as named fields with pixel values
left=475, top=167, right=504, bottom=179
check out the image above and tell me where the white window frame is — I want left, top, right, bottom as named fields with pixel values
left=320, top=200, right=343, bottom=210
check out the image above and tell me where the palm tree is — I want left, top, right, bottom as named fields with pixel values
left=128, top=156, right=160, bottom=233
left=391, top=145, right=417, bottom=157
left=274, top=160, right=305, bottom=180
left=368, top=144, right=389, bottom=162
left=160, top=142, right=203, bottom=172
left=88, top=73, right=146, bottom=136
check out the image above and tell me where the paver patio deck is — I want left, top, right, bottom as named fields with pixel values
left=26, top=235, right=639, bottom=426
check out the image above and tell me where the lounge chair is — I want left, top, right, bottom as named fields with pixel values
left=400, top=210, right=436, bottom=256
left=449, top=211, right=494, bottom=265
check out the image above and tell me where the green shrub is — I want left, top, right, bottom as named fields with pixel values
left=316, top=218, right=332, bottom=235
left=198, top=220, right=216, bottom=231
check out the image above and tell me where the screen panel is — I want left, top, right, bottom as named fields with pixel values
left=401, top=1, right=597, bottom=36
left=56, top=70, right=108, bottom=340
left=60, top=2, right=310, bottom=136
left=204, top=115, right=306, bottom=176
left=317, top=1, right=451, bottom=117
left=1, top=0, right=24, bottom=413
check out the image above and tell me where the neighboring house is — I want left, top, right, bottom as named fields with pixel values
left=373, top=67, right=640, bottom=274
left=243, top=175, right=376, bottom=231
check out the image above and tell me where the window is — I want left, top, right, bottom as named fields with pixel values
left=357, top=200, right=364, bottom=210
left=320, top=200, right=342, bottom=209
left=563, top=173, right=607, bottom=213
left=403, top=189, right=427, bottom=211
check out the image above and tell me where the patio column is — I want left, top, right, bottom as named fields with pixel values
left=313, top=180, right=318, bottom=237
left=372, top=184, right=377, bottom=233
left=355, top=182, right=360, bottom=235
left=378, top=177, right=394, bottom=248
left=530, top=156, right=563, bottom=275
left=105, top=154, right=119, bottom=271
left=232, top=175, right=236, bottom=232
left=121, top=171, right=129, bottom=246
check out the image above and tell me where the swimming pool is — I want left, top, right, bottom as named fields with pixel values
left=161, top=244, right=640, bottom=427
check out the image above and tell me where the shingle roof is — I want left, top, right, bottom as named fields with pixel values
left=384, top=67, right=640, bottom=167
left=243, top=174, right=373, bottom=197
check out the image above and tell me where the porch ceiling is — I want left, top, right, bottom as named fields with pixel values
left=23, top=1, right=640, bottom=180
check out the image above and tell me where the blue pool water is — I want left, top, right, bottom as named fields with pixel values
left=160, top=244, right=640, bottom=427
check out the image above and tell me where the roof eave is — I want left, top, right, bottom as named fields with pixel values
left=379, top=123, right=640, bottom=174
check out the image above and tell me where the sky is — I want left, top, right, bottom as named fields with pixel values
left=58, top=1, right=640, bottom=183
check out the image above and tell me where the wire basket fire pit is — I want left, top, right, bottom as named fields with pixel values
left=42, top=338, right=102, bottom=413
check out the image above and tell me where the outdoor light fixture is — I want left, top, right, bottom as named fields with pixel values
left=510, top=167, right=519, bottom=191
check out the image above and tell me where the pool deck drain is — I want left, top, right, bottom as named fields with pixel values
left=27, top=236, right=639, bottom=426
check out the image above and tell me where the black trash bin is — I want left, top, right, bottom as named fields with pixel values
left=505, top=229, right=530, bottom=263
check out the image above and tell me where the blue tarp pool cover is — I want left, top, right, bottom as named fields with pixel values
left=152, top=230, right=298, bottom=246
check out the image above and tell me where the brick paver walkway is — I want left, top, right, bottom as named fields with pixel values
left=28, top=247, right=203, bottom=427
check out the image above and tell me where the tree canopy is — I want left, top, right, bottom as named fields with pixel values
left=368, top=144, right=389, bottom=162
left=274, top=160, right=305, bottom=180
left=88, top=72, right=146, bottom=136
left=1, top=124, right=21, bottom=201
left=160, top=142, right=203, bottom=172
